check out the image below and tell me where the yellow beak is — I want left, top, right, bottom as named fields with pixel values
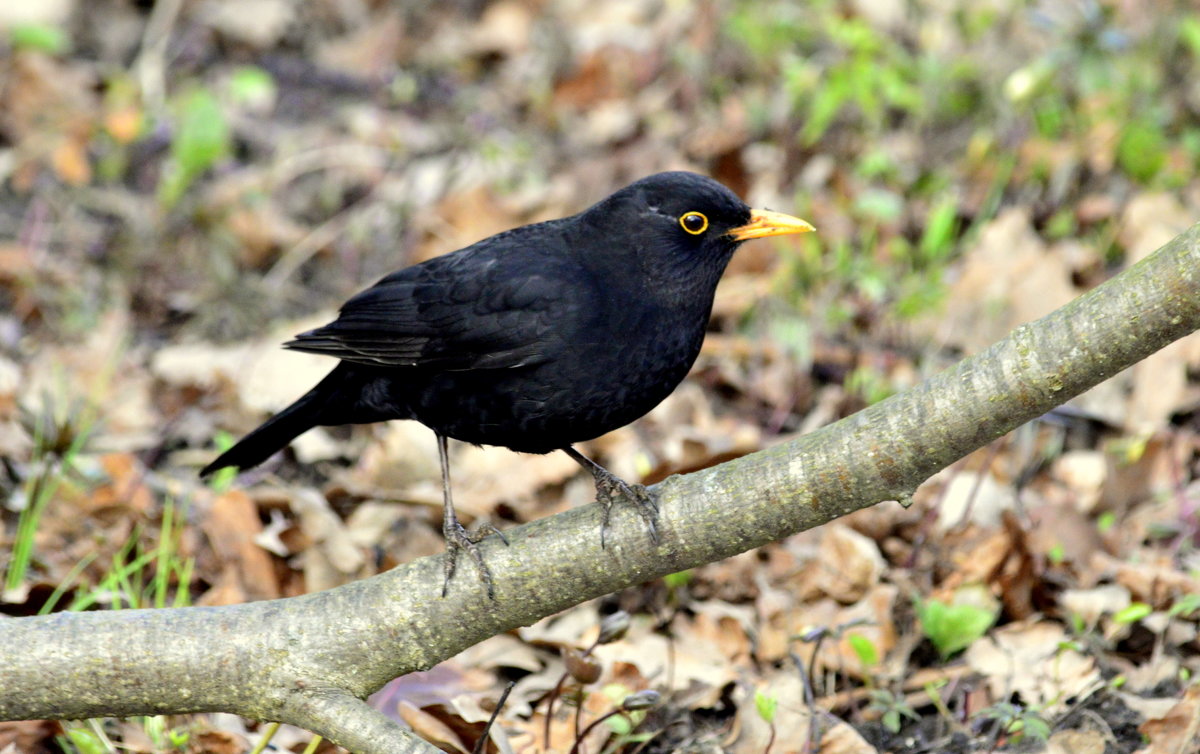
left=727, top=208, right=815, bottom=241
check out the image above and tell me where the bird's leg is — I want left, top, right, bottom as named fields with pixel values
left=438, top=434, right=505, bottom=599
left=563, top=446, right=658, bottom=548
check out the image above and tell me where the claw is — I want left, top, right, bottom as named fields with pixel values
left=595, top=476, right=658, bottom=548
left=564, top=446, right=659, bottom=548
left=442, top=515, right=501, bottom=599
left=437, top=433, right=506, bottom=600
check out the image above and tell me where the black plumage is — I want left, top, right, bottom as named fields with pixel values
left=201, top=171, right=814, bottom=596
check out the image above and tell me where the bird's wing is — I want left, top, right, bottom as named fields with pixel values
left=283, top=248, right=576, bottom=371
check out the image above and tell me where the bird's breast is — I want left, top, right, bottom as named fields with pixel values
left=409, top=303, right=709, bottom=453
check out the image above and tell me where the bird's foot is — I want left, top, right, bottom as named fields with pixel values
left=593, top=471, right=659, bottom=549
left=441, top=516, right=507, bottom=600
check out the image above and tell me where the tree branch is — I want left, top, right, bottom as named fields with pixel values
left=2, top=224, right=1198, bottom=753
left=278, top=690, right=438, bottom=754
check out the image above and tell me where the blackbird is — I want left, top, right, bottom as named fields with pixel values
left=200, top=171, right=813, bottom=597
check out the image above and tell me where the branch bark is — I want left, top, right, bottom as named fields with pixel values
left=2, top=224, right=1198, bottom=752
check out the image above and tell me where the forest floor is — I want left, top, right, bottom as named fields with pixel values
left=1, top=1, right=1199, bottom=752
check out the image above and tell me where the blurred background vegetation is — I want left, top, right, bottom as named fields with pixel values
left=5, top=0, right=1200, bottom=345
left=3, top=1, right=1200, bottom=752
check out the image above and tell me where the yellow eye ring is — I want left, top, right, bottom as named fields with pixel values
left=679, top=211, right=708, bottom=235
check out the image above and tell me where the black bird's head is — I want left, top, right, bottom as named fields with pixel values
left=582, top=171, right=814, bottom=290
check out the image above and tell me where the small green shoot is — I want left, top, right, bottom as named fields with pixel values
left=1047, top=542, right=1066, bottom=565
left=1168, top=594, right=1200, bottom=619
left=159, top=88, right=232, bottom=207
left=923, top=679, right=954, bottom=723
left=1113, top=602, right=1152, bottom=625
left=918, top=196, right=960, bottom=266
left=977, top=702, right=1051, bottom=743
left=228, top=66, right=277, bottom=109
left=847, top=633, right=879, bottom=669
left=207, top=431, right=239, bottom=493
left=867, top=689, right=918, bottom=734
left=1117, top=119, right=1167, bottom=184
left=753, top=688, right=778, bottom=754
left=916, top=597, right=996, bottom=659
left=754, top=688, right=778, bottom=723
left=9, top=23, right=69, bottom=54
left=663, top=569, right=693, bottom=589
left=1180, top=15, right=1200, bottom=57
left=59, top=723, right=110, bottom=754
left=141, top=714, right=192, bottom=751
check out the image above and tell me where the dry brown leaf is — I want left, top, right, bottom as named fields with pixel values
left=223, top=203, right=307, bottom=269
left=509, top=705, right=606, bottom=754
left=1136, top=685, right=1200, bottom=754
left=343, top=501, right=410, bottom=550
left=1127, top=335, right=1200, bottom=434
left=1120, top=193, right=1194, bottom=265
left=1051, top=451, right=1107, bottom=513
left=1047, top=728, right=1108, bottom=754
left=455, top=444, right=580, bottom=519
left=942, top=528, right=1010, bottom=591
left=813, top=524, right=885, bottom=603
left=200, top=0, right=296, bottom=48
left=965, top=620, right=1101, bottom=713
left=1101, top=436, right=1183, bottom=518
left=926, top=208, right=1077, bottom=353
left=1117, top=692, right=1181, bottom=723
left=518, top=603, right=603, bottom=648
left=1098, top=552, right=1200, bottom=607
left=592, top=618, right=738, bottom=702
left=454, top=633, right=545, bottom=677
left=1119, top=647, right=1181, bottom=694
left=731, top=669, right=877, bottom=754
left=202, top=490, right=280, bottom=601
left=1059, top=585, right=1132, bottom=629
left=196, top=567, right=248, bottom=607
left=289, top=427, right=343, bottom=465
left=290, top=487, right=367, bottom=591
left=152, top=318, right=334, bottom=416
left=1026, top=502, right=1105, bottom=566
left=350, top=421, right=441, bottom=492
left=398, top=701, right=469, bottom=754
left=507, top=665, right=627, bottom=754
left=0, top=720, right=58, bottom=753
left=759, top=584, right=898, bottom=676
left=413, top=186, right=527, bottom=265
left=468, top=0, right=534, bottom=57
left=50, top=137, right=90, bottom=185
left=731, top=671, right=813, bottom=754
left=937, top=471, right=1018, bottom=531
left=188, top=729, right=246, bottom=754
left=553, top=49, right=627, bottom=109
left=688, top=600, right=756, bottom=671
left=88, top=453, right=154, bottom=516
left=816, top=721, right=879, bottom=754
left=1, top=52, right=96, bottom=190
left=317, top=10, right=404, bottom=77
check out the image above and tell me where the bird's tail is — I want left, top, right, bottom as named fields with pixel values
left=199, top=366, right=346, bottom=477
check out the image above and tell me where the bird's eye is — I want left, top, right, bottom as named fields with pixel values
left=679, top=212, right=708, bottom=235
